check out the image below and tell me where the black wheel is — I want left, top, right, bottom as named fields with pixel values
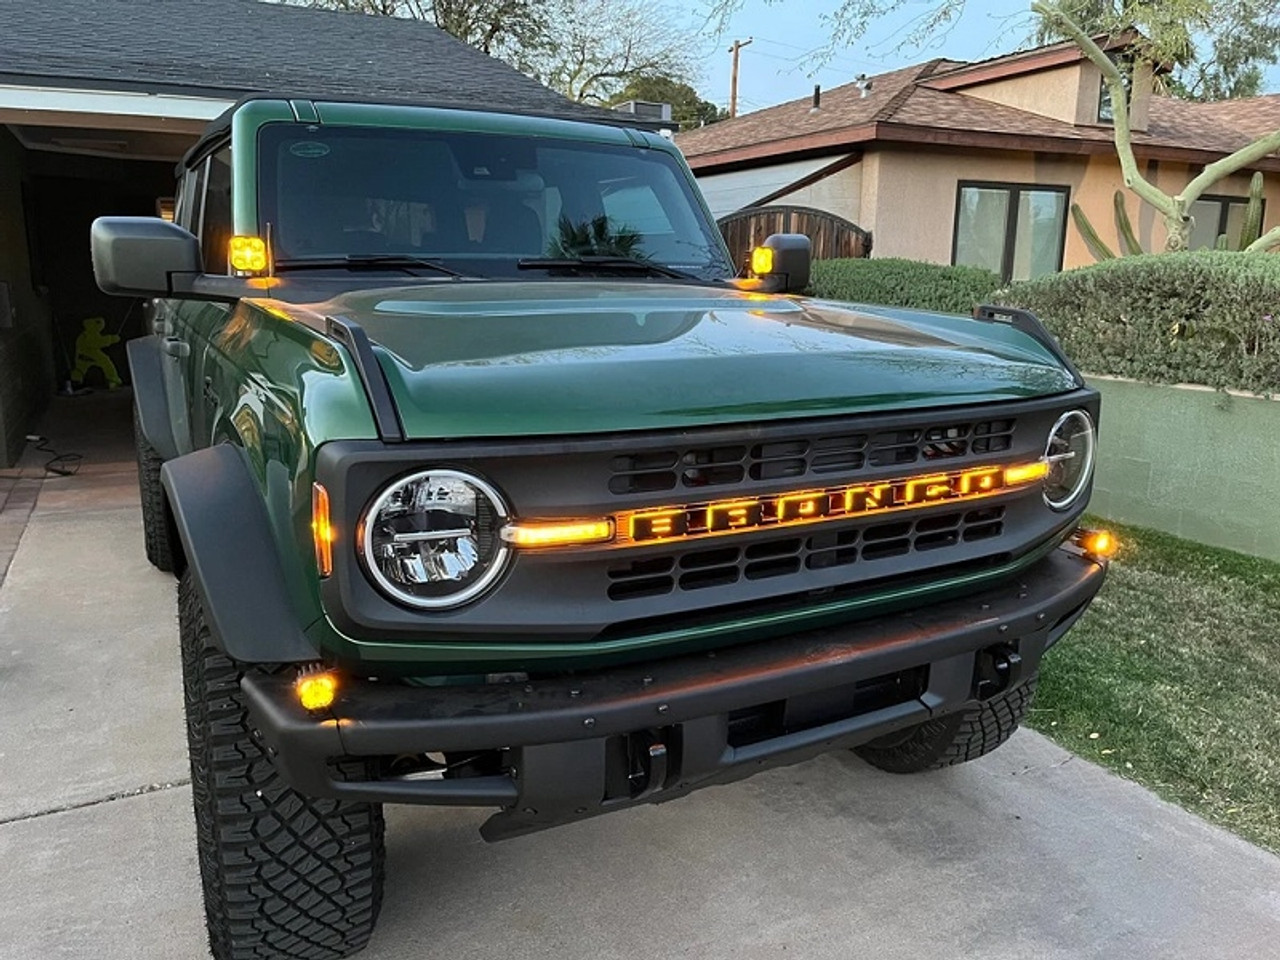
left=134, top=405, right=176, bottom=572
left=180, top=570, right=385, bottom=960
left=854, top=675, right=1038, bottom=774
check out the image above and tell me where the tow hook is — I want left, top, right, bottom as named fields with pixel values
left=975, top=643, right=1023, bottom=700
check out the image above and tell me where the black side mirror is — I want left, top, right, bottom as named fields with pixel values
left=752, top=233, right=811, bottom=294
left=91, top=217, right=252, bottom=303
left=91, top=217, right=202, bottom=297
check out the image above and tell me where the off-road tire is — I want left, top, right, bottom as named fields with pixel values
left=854, top=675, right=1038, bottom=774
left=134, top=406, right=176, bottom=572
left=180, top=570, right=385, bottom=960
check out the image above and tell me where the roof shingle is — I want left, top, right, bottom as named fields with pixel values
left=0, top=0, right=610, bottom=121
left=676, top=46, right=1280, bottom=169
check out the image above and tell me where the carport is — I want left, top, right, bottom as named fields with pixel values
left=0, top=89, right=220, bottom=465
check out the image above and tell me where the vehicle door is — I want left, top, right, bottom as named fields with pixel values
left=164, top=147, right=236, bottom=453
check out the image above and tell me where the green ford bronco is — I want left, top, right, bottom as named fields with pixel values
left=91, top=97, right=1109, bottom=960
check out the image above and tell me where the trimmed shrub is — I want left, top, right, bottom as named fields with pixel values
left=998, top=251, right=1280, bottom=395
left=809, top=257, right=1002, bottom=315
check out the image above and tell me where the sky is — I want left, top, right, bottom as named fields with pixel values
left=690, top=0, right=1280, bottom=116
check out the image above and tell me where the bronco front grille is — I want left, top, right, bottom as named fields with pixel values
left=607, top=418, right=1016, bottom=495
left=606, top=505, right=1006, bottom=601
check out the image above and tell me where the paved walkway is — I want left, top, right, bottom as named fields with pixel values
left=2, top=420, right=1279, bottom=959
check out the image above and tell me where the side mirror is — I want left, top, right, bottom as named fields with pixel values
left=91, top=217, right=256, bottom=302
left=750, top=233, right=811, bottom=294
left=91, top=217, right=202, bottom=298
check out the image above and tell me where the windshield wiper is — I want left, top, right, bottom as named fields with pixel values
left=516, top=255, right=701, bottom=282
left=274, top=255, right=469, bottom=278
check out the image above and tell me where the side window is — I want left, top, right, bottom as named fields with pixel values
left=201, top=149, right=233, bottom=273
left=174, top=163, right=206, bottom=233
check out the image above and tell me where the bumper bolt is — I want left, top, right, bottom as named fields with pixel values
left=583, top=717, right=595, bottom=728
left=657, top=704, right=669, bottom=715
left=998, top=624, right=1009, bottom=634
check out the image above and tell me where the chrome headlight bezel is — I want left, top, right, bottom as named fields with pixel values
left=359, top=468, right=511, bottom=610
left=1043, top=409, right=1096, bottom=511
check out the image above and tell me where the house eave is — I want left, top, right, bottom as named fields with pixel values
left=686, top=121, right=1280, bottom=176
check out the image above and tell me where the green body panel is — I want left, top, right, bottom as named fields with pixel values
left=163, top=295, right=378, bottom=629
left=159, top=98, right=1084, bottom=672
left=298, top=282, right=1075, bottom=439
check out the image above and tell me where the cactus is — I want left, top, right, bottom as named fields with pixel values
left=1114, top=191, right=1145, bottom=256
left=1071, top=203, right=1117, bottom=262
left=1237, top=171, right=1265, bottom=250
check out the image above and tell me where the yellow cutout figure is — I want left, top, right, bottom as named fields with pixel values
left=70, top=317, right=122, bottom=389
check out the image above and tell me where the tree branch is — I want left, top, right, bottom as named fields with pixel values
left=1031, top=0, right=1174, bottom=218
left=1182, top=130, right=1280, bottom=205
left=1245, top=224, right=1280, bottom=252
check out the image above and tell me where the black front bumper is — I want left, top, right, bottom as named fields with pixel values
left=242, top=545, right=1105, bottom=841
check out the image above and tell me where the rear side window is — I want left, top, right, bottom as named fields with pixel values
left=201, top=149, right=233, bottom=273
left=174, top=162, right=206, bottom=233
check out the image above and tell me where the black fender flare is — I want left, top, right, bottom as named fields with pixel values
left=126, top=336, right=179, bottom=461
left=162, top=445, right=319, bottom=664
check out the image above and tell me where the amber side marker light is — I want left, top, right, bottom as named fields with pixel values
left=312, top=482, right=334, bottom=578
left=296, top=669, right=338, bottom=712
left=1075, top=528, right=1118, bottom=561
left=501, top=519, right=614, bottom=547
left=229, top=235, right=268, bottom=274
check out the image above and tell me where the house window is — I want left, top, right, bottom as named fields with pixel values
left=1097, top=54, right=1132, bottom=124
left=952, top=182, right=1069, bottom=283
left=1188, top=194, right=1263, bottom=251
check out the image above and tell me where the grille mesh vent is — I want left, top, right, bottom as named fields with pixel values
left=606, top=506, right=1006, bottom=601
left=608, top=419, right=1016, bottom=495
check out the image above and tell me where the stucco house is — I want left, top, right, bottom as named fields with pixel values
left=678, top=36, right=1280, bottom=282
left=0, top=0, right=620, bottom=466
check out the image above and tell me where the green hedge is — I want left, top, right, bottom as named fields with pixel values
left=998, top=252, right=1280, bottom=395
left=809, top=257, right=1001, bottom=315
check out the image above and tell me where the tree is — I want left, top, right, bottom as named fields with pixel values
left=707, top=0, right=1280, bottom=103
left=608, top=77, right=728, bottom=130
left=523, top=0, right=697, bottom=103
left=294, top=1, right=546, bottom=58
left=296, top=0, right=696, bottom=105
left=1032, top=0, right=1280, bottom=252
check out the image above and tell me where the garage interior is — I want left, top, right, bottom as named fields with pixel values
left=0, top=117, right=201, bottom=470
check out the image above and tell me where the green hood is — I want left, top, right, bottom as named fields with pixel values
left=312, top=281, right=1077, bottom=438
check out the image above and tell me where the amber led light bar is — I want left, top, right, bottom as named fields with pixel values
left=500, top=460, right=1050, bottom=551
left=616, top=460, right=1050, bottom=546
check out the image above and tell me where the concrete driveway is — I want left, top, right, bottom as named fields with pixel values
left=3, top=414, right=1279, bottom=959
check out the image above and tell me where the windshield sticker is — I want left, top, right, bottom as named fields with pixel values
left=289, top=141, right=331, bottom=159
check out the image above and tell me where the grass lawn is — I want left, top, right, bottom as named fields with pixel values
left=1028, top=517, right=1280, bottom=854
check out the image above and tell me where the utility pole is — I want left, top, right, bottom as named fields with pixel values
left=728, top=37, right=753, bottom=118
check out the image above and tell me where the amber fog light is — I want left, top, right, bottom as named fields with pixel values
left=1044, top=410, right=1096, bottom=510
left=361, top=469, right=509, bottom=609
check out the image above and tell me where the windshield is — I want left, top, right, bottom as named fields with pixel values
left=256, top=123, right=734, bottom=281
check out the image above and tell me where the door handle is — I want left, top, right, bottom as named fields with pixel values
left=161, top=337, right=190, bottom=359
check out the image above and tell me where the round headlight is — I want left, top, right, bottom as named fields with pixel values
left=360, top=469, right=509, bottom=609
left=1044, top=410, right=1096, bottom=510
